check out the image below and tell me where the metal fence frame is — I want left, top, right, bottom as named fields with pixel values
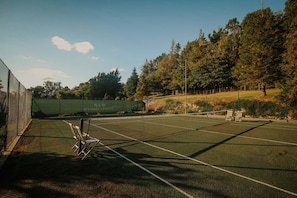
left=0, top=59, right=32, bottom=154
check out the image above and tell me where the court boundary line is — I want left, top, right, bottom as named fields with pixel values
left=141, top=120, right=297, bottom=146
left=98, top=142, right=194, bottom=198
left=63, top=120, right=194, bottom=198
left=90, top=122, right=297, bottom=197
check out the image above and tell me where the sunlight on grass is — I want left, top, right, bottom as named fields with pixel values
left=147, top=89, right=281, bottom=112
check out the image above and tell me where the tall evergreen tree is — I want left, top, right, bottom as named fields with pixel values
left=280, top=0, right=297, bottom=118
left=136, top=59, right=159, bottom=98
left=184, top=30, right=209, bottom=92
left=234, top=8, right=284, bottom=94
left=125, top=67, right=139, bottom=98
left=153, top=40, right=181, bottom=94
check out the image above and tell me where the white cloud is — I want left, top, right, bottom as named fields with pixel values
left=73, top=42, right=94, bottom=54
left=51, top=36, right=72, bottom=51
left=16, top=67, right=70, bottom=88
left=51, top=36, right=94, bottom=54
left=110, top=67, right=126, bottom=72
left=88, top=56, right=100, bottom=60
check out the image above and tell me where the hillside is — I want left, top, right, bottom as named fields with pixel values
left=146, top=89, right=281, bottom=113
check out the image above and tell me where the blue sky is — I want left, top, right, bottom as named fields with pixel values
left=0, top=0, right=286, bottom=88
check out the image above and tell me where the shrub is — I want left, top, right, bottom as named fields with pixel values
left=193, top=100, right=213, bottom=112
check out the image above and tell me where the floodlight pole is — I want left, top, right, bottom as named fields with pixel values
left=185, top=59, right=187, bottom=114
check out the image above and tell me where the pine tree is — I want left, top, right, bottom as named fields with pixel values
left=280, top=0, right=297, bottom=118
left=234, top=8, right=284, bottom=94
left=125, top=67, right=139, bottom=98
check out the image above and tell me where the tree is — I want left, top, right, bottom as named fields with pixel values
left=43, top=81, right=62, bottom=98
left=73, top=82, right=91, bottom=99
left=233, top=8, right=284, bottom=94
left=136, top=58, right=161, bottom=98
left=182, top=30, right=210, bottom=92
left=152, top=40, right=181, bottom=95
left=29, top=81, right=62, bottom=98
left=29, top=85, right=45, bottom=98
left=125, top=67, right=139, bottom=98
left=56, top=86, right=76, bottom=99
left=89, top=69, right=122, bottom=99
left=280, top=0, right=297, bottom=118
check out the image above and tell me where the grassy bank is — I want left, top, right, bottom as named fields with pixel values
left=146, top=89, right=283, bottom=117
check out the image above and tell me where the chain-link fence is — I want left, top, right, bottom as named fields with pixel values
left=0, top=59, right=32, bottom=154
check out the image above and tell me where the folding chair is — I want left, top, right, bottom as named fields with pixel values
left=69, top=122, right=93, bottom=153
left=225, top=110, right=234, bottom=121
left=69, top=123, right=80, bottom=153
left=74, top=125, right=100, bottom=160
left=234, top=111, right=243, bottom=122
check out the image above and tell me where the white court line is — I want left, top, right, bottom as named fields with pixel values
left=91, top=122, right=297, bottom=197
left=141, top=120, right=297, bottom=146
left=228, top=121, right=297, bottom=130
left=63, top=120, right=193, bottom=198
left=199, top=129, right=297, bottom=146
left=98, top=142, right=194, bottom=198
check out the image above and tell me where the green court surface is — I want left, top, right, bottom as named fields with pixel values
left=1, top=115, right=297, bottom=197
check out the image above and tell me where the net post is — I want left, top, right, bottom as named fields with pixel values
left=80, top=118, right=84, bottom=133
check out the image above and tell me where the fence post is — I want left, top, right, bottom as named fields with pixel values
left=16, top=82, right=20, bottom=135
left=4, top=69, right=11, bottom=150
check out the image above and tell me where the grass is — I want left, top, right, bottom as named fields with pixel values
left=0, top=115, right=296, bottom=197
left=146, top=89, right=281, bottom=112
left=0, top=119, right=182, bottom=198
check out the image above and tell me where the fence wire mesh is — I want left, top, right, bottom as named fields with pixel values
left=0, top=59, right=32, bottom=154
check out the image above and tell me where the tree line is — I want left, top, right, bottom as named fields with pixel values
left=30, top=0, right=297, bottom=117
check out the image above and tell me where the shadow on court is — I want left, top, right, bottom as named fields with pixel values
left=0, top=119, right=230, bottom=198
left=188, top=121, right=272, bottom=158
left=2, top=118, right=296, bottom=197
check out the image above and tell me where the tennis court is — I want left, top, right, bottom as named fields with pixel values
left=1, top=115, right=297, bottom=197
left=72, top=115, right=297, bottom=197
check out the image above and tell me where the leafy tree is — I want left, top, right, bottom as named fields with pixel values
left=29, top=85, right=45, bottom=98
left=30, top=81, right=61, bottom=98
left=89, top=69, right=122, bottom=99
left=43, top=81, right=62, bottom=98
left=73, top=82, right=91, bottom=99
left=56, top=86, right=76, bottom=99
